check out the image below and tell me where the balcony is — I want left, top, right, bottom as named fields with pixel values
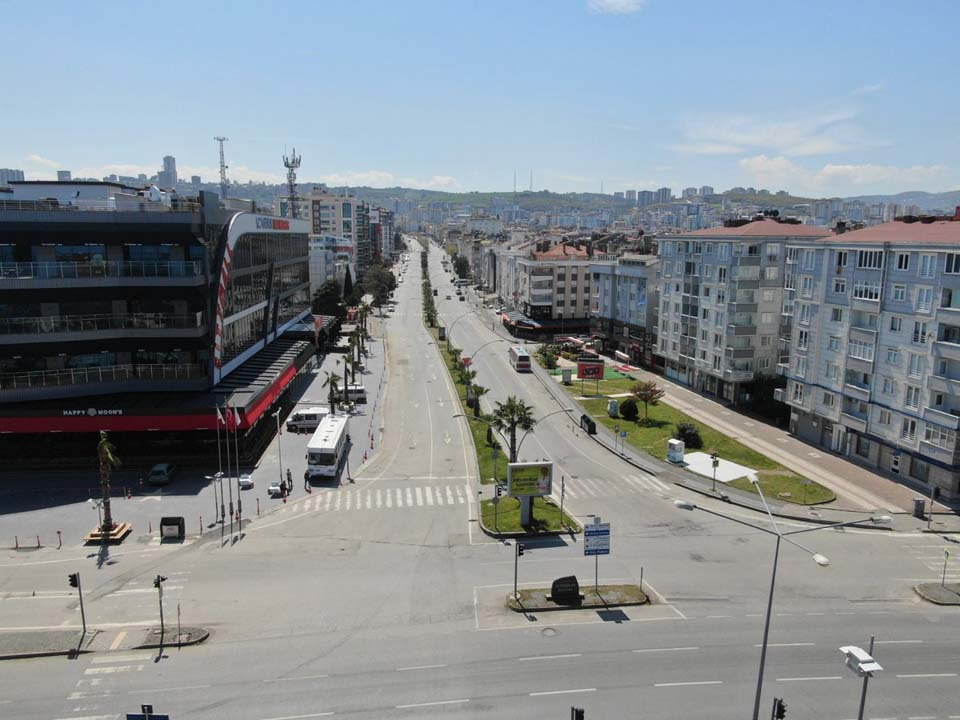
left=727, top=322, right=757, bottom=336
left=727, top=302, right=759, bottom=314
left=840, top=412, right=868, bottom=433
left=734, top=254, right=762, bottom=266
left=776, top=362, right=789, bottom=377
left=923, top=406, right=960, bottom=431
left=773, top=388, right=786, bottom=403
left=723, top=368, right=754, bottom=382
left=528, top=290, right=554, bottom=307
left=725, top=346, right=755, bottom=360
left=850, top=296, right=881, bottom=314
left=0, top=363, right=208, bottom=401
left=0, top=260, right=204, bottom=288
left=843, top=382, right=871, bottom=402
left=849, top=325, right=878, bottom=344
left=928, top=374, right=960, bottom=395
left=934, top=340, right=960, bottom=363
left=0, top=313, right=206, bottom=344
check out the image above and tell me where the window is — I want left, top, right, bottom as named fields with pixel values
left=848, top=339, right=874, bottom=361
left=908, top=353, right=922, bottom=377
left=853, top=280, right=881, bottom=300
left=857, top=250, right=883, bottom=269
left=905, top=385, right=921, bottom=409
left=718, top=244, right=730, bottom=260
left=822, top=392, right=835, bottom=407
left=896, top=252, right=910, bottom=270
left=761, top=312, right=775, bottom=324
left=913, top=321, right=928, bottom=344
left=764, top=267, right=778, bottom=280
left=947, top=253, right=960, bottom=274
left=882, top=377, right=895, bottom=395
left=759, top=357, right=771, bottom=370
left=892, top=285, right=906, bottom=302
left=910, top=458, right=930, bottom=482
left=826, top=362, right=839, bottom=380
left=799, top=304, right=811, bottom=325
left=797, top=330, right=809, bottom=350
left=901, top=418, right=917, bottom=442
left=791, top=382, right=804, bottom=403
left=796, top=356, right=807, bottom=377
left=828, top=336, right=841, bottom=351
left=879, top=410, right=891, bottom=425
left=919, top=254, right=936, bottom=278
left=886, top=348, right=900, bottom=365
left=833, top=278, right=847, bottom=294
left=801, top=276, right=813, bottom=297
left=831, top=308, right=844, bottom=323
left=917, top=287, right=933, bottom=312
left=713, top=333, right=721, bottom=346
left=718, top=267, right=727, bottom=283
left=924, top=425, right=952, bottom=449
left=835, top=250, right=848, bottom=267
left=890, top=316, right=902, bottom=332
left=856, top=435, right=871, bottom=458
left=762, top=289, right=775, bottom=302
left=713, top=354, right=721, bottom=370
left=802, top=250, right=815, bottom=270
left=716, top=289, right=725, bottom=304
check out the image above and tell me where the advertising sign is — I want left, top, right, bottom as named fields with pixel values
left=508, top=461, right=553, bottom=497
left=577, top=361, right=604, bottom=380
left=584, top=522, right=611, bottom=556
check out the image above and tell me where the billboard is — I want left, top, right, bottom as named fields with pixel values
left=508, top=462, right=553, bottom=497
left=577, top=361, right=604, bottom=380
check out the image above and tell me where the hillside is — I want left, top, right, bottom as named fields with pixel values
left=840, top=190, right=960, bottom=212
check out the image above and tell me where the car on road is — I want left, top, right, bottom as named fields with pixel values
left=268, top=479, right=284, bottom=497
left=459, top=295, right=465, bottom=301
left=238, top=474, right=254, bottom=490
left=146, top=463, right=176, bottom=486
left=445, top=294, right=451, bottom=299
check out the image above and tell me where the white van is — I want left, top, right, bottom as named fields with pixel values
left=340, top=385, right=367, bottom=404
left=285, top=406, right=330, bottom=432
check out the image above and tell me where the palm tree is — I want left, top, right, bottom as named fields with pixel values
left=491, top=396, right=536, bottom=463
left=96, top=431, right=121, bottom=533
left=459, top=367, right=477, bottom=387
left=471, top=384, right=490, bottom=418
left=358, top=302, right=371, bottom=332
left=323, top=371, right=342, bottom=415
left=343, top=355, right=358, bottom=385
left=448, top=346, right=462, bottom=367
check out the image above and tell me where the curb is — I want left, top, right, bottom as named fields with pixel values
left=508, top=598, right=648, bottom=613
left=913, top=584, right=960, bottom=606
left=134, top=628, right=209, bottom=650
left=477, top=500, right=583, bottom=539
left=0, top=648, right=89, bottom=662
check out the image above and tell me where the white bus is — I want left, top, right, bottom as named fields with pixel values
left=285, top=406, right=330, bottom=432
left=508, top=346, right=532, bottom=372
left=306, top=414, right=350, bottom=479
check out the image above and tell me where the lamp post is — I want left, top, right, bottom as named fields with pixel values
left=675, top=488, right=892, bottom=720
left=272, top=410, right=285, bottom=492
left=840, top=637, right=881, bottom=720
left=444, top=309, right=479, bottom=350
left=88, top=498, right=103, bottom=528
left=515, top=408, right=577, bottom=460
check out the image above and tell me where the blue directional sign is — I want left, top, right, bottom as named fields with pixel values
left=584, top=522, right=610, bottom=556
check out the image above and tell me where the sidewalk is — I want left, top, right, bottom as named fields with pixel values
left=0, top=624, right=209, bottom=661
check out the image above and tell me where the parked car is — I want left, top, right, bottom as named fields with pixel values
left=238, top=474, right=254, bottom=490
left=146, top=463, right=176, bottom=486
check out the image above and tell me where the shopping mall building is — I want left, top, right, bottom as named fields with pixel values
left=0, top=181, right=316, bottom=464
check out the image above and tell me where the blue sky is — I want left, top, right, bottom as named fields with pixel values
left=3, top=0, right=957, bottom=197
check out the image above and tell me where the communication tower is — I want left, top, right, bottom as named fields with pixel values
left=283, top=148, right=302, bottom=219
left=214, top=136, right=229, bottom=200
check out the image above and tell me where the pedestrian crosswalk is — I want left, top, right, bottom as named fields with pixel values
left=272, top=484, right=473, bottom=516
left=560, top=474, right=671, bottom=499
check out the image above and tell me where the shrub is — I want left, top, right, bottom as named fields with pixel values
left=619, top=397, right=639, bottom=422
left=540, top=352, right=558, bottom=370
left=674, top=422, right=703, bottom=449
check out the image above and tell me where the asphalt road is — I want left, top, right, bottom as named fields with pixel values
left=0, top=241, right=958, bottom=720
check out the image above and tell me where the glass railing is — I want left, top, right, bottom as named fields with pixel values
left=0, top=313, right=204, bottom=335
left=0, top=363, right=206, bottom=390
left=0, top=260, right=202, bottom=280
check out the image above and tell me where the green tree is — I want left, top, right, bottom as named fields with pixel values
left=343, top=355, right=358, bottom=386
left=453, top=255, right=470, bottom=279
left=312, top=279, right=346, bottom=319
left=97, top=431, right=121, bottom=533
left=342, top=266, right=354, bottom=301
left=323, top=370, right=342, bottom=415
left=472, top=384, right=489, bottom=418
left=632, top=380, right=665, bottom=422
left=491, top=396, right=536, bottom=463
left=619, top=397, right=639, bottom=422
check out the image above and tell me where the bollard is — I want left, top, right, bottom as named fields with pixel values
left=199, top=516, right=203, bottom=535
left=257, top=498, right=261, bottom=516
left=57, top=530, right=62, bottom=549
left=149, top=521, right=152, bottom=534
left=14, top=536, right=18, bottom=549
left=36, top=535, right=40, bottom=548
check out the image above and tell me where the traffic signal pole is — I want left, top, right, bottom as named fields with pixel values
left=69, top=572, right=86, bottom=640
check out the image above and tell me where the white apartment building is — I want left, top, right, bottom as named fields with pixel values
left=658, top=218, right=831, bottom=403
left=778, top=216, right=960, bottom=499
left=590, top=254, right=660, bottom=365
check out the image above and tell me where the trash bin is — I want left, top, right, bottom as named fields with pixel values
left=913, top=497, right=926, bottom=520
left=561, top=368, right=572, bottom=385
left=160, top=516, right=185, bottom=541
left=607, top=398, right=619, bottom=418
left=667, top=439, right=686, bottom=464
left=580, top=414, right=597, bottom=435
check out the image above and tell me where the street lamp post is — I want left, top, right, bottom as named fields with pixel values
left=675, top=488, right=892, bottom=720
left=444, top=309, right=479, bottom=351
left=840, top=637, right=881, bottom=720
left=515, top=408, right=577, bottom=460
left=272, top=410, right=284, bottom=493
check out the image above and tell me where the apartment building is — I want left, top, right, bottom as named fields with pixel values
left=778, top=216, right=960, bottom=499
left=658, top=218, right=831, bottom=403
left=590, top=254, right=660, bottom=366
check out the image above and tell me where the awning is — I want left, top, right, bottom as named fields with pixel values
left=501, top=309, right=542, bottom=328
left=614, top=350, right=630, bottom=361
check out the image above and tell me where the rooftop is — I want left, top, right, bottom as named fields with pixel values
left=824, top=217, right=960, bottom=246
left=677, top=218, right=831, bottom=238
left=532, top=243, right=589, bottom=260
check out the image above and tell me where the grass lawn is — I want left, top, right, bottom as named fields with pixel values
left=480, top=495, right=577, bottom=534
left=577, top=397, right=834, bottom=505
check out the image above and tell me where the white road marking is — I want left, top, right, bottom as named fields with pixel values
left=456, top=486, right=465, bottom=504
left=345, top=491, right=352, bottom=511
left=376, top=489, right=382, bottom=508
left=128, top=684, right=210, bottom=694
left=896, top=673, right=957, bottom=678
left=434, top=486, right=444, bottom=505
left=776, top=676, right=842, bottom=682
left=92, top=651, right=151, bottom=664
left=446, top=486, right=455, bottom=504
left=365, top=491, right=372, bottom=509
left=908, top=716, right=937, bottom=719
left=655, top=680, right=723, bottom=687
left=396, top=699, right=469, bottom=709
left=396, top=664, right=447, bottom=672
left=334, top=494, right=342, bottom=512
left=633, top=646, right=699, bottom=654
left=260, top=713, right=334, bottom=720
left=756, top=642, right=814, bottom=648
left=424, top=486, right=433, bottom=506
left=406, top=487, right=414, bottom=506
left=85, top=665, right=142, bottom=675
left=262, top=674, right=329, bottom=683
left=875, top=640, right=923, bottom=644
left=325, top=493, right=333, bottom=511
left=517, top=653, right=581, bottom=662
left=529, top=688, right=596, bottom=697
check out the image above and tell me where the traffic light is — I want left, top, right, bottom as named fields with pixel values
left=571, top=708, right=585, bottom=720
left=153, top=575, right=167, bottom=588
left=517, top=543, right=525, bottom=557
left=68, top=573, right=79, bottom=588
left=773, top=698, right=787, bottom=719
left=495, top=485, right=502, bottom=497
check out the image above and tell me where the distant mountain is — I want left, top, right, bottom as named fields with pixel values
left=841, top=190, right=960, bottom=212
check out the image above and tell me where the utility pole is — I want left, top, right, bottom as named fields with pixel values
left=153, top=575, right=167, bottom=641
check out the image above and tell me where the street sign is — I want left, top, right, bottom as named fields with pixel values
left=584, top=522, right=611, bottom=556
left=620, top=431, right=627, bottom=438
left=577, top=360, right=604, bottom=380
left=462, top=356, right=471, bottom=367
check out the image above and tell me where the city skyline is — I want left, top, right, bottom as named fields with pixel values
left=3, top=0, right=957, bottom=196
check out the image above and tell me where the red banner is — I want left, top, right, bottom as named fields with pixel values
left=577, top=361, right=604, bottom=380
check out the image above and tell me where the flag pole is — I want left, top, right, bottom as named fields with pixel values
left=233, top=405, right=242, bottom=529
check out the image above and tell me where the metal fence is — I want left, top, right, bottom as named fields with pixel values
left=0, top=260, right=203, bottom=280
left=0, top=313, right=204, bottom=335
left=0, top=363, right=206, bottom=390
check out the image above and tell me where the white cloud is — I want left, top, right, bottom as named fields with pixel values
left=587, top=0, right=646, bottom=14
left=737, top=154, right=948, bottom=195
left=317, top=169, right=460, bottom=190
left=26, top=153, right=61, bottom=169
left=677, top=107, right=876, bottom=157
left=852, top=82, right=884, bottom=96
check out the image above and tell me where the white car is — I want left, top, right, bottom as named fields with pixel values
left=238, top=474, right=254, bottom=490
left=268, top=480, right=284, bottom=497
